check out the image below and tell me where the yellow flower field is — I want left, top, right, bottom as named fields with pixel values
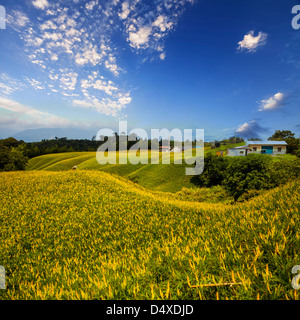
left=0, top=170, right=299, bottom=300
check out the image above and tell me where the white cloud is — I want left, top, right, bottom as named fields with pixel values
left=118, top=93, right=132, bottom=105
left=159, top=52, right=166, bottom=60
left=236, top=120, right=266, bottom=139
left=119, top=2, right=131, bottom=20
left=128, top=26, right=152, bottom=49
left=86, top=1, right=98, bottom=11
left=59, top=72, right=78, bottom=91
left=259, top=92, right=285, bottom=111
left=40, top=20, right=57, bottom=31
left=26, top=36, right=44, bottom=47
left=73, top=95, right=131, bottom=117
left=49, top=72, right=59, bottom=81
left=122, top=0, right=193, bottom=58
left=25, top=78, right=45, bottom=90
left=75, top=45, right=104, bottom=66
left=73, top=72, right=131, bottom=116
left=0, top=74, right=26, bottom=96
left=32, top=0, right=49, bottom=10
left=80, top=72, right=122, bottom=96
left=0, top=97, right=70, bottom=128
left=50, top=53, right=58, bottom=61
left=0, top=83, right=15, bottom=96
left=5, top=0, right=194, bottom=123
left=6, top=11, right=30, bottom=31
left=31, top=59, right=46, bottom=69
left=238, top=31, right=268, bottom=53
left=105, top=54, right=119, bottom=76
left=152, top=15, right=173, bottom=32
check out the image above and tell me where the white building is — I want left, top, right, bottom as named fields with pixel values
left=226, top=146, right=249, bottom=157
left=246, top=141, right=287, bottom=155
left=171, top=146, right=182, bottom=153
left=227, top=141, right=287, bottom=157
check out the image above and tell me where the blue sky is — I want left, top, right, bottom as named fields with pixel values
left=0, top=0, right=300, bottom=141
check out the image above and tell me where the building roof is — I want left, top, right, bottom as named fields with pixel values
left=227, top=146, right=249, bottom=150
left=246, top=141, right=287, bottom=146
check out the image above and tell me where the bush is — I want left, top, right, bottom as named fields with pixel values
left=197, top=153, right=229, bottom=187
left=222, top=154, right=272, bottom=202
left=176, top=185, right=230, bottom=203
left=269, top=159, right=300, bottom=187
left=0, top=141, right=28, bottom=172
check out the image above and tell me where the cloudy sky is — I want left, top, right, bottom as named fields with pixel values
left=0, top=0, right=300, bottom=140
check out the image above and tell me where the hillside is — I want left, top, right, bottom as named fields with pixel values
left=26, top=151, right=200, bottom=192
left=0, top=170, right=299, bottom=299
left=26, top=146, right=245, bottom=192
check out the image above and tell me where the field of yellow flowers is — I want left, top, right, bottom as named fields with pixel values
left=0, top=170, right=299, bottom=300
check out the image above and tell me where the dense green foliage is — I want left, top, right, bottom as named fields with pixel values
left=223, top=154, right=271, bottom=202
left=0, top=138, right=28, bottom=172
left=197, top=154, right=300, bottom=201
left=198, top=153, right=229, bottom=187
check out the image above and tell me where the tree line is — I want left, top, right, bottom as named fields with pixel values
left=0, top=129, right=299, bottom=172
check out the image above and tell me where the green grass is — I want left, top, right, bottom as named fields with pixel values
left=0, top=170, right=299, bottom=300
left=26, top=151, right=200, bottom=192
left=26, top=152, right=93, bottom=171
left=206, top=142, right=246, bottom=155
left=271, top=154, right=298, bottom=161
left=26, top=149, right=298, bottom=193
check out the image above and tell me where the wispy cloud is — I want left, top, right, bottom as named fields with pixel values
left=6, top=10, right=30, bottom=32
left=236, top=120, right=267, bottom=139
left=0, top=74, right=26, bottom=96
left=258, top=92, right=286, bottom=112
left=0, top=96, right=70, bottom=129
left=121, top=0, right=193, bottom=59
left=238, top=31, right=268, bottom=53
left=32, top=0, right=49, bottom=10
left=5, top=0, right=194, bottom=118
left=73, top=71, right=132, bottom=116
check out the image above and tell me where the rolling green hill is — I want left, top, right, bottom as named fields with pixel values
left=26, top=147, right=296, bottom=193
left=26, top=151, right=200, bottom=192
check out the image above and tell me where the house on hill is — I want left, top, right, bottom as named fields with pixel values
left=247, top=141, right=287, bottom=155
left=226, top=146, right=250, bottom=157
left=227, top=141, right=287, bottom=156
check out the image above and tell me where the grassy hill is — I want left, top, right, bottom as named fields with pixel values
left=0, top=170, right=299, bottom=300
left=26, top=146, right=247, bottom=192
left=26, top=151, right=200, bottom=192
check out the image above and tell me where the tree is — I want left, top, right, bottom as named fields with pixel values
left=1, top=137, right=20, bottom=148
left=198, top=153, right=229, bottom=187
left=222, top=154, right=271, bottom=202
left=0, top=143, right=28, bottom=171
left=268, top=130, right=299, bottom=154
left=268, top=130, right=295, bottom=141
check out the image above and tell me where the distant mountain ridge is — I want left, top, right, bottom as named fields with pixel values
left=12, top=128, right=97, bottom=142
